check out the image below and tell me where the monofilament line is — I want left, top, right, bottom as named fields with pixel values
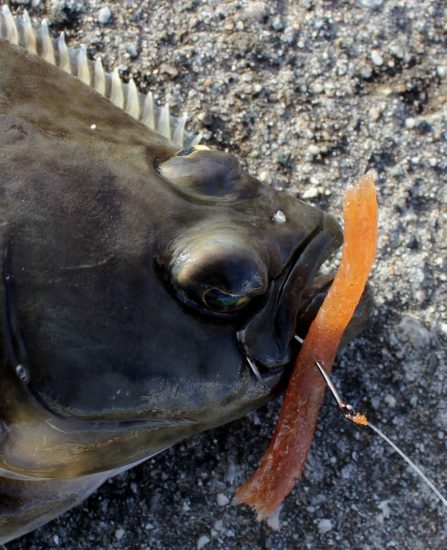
left=307, top=351, right=447, bottom=509
left=366, top=420, right=447, bottom=508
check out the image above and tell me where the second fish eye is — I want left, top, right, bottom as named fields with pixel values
left=175, top=145, right=210, bottom=157
left=175, top=146, right=195, bottom=157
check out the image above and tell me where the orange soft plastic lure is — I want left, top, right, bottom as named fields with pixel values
left=236, top=172, right=378, bottom=518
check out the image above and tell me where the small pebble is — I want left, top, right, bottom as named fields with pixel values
left=360, top=0, right=383, bottom=5
left=51, top=0, right=87, bottom=17
left=317, top=519, right=333, bottom=534
left=126, top=42, right=140, bottom=59
left=302, top=187, right=319, bottom=199
left=244, top=1, right=268, bottom=22
left=369, top=108, right=381, bottom=122
left=97, top=6, right=112, bottom=24
left=371, top=396, right=381, bottom=410
left=266, top=505, right=282, bottom=531
left=384, top=394, right=397, bottom=407
left=360, top=65, right=373, bottom=78
left=272, top=16, right=285, bottom=31
left=216, top=493, right=229, bottom=506
left=160, top=63, right=179, bottom=78
left=258, top=170, right=269, bottom=183
left=371, top=50, right=384, bottom=66
left=182, top=501, right=190, bottom=512
left=308, top=144, right=320, bottom=156
left=276, top=152, right=290, bottom=166
left=213, top=519, right=224, bottom=531
left=198, top=112, right=213, bottom=127
left=389, top=43, right=405, bottom=59
left=197, top=535, right=210, bottom=549
left=115, top=528, right=125, bottom=541
left=378, top=500, right=391, bottom=519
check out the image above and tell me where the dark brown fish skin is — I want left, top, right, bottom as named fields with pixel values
left=0, top=39, right=370, bottom=543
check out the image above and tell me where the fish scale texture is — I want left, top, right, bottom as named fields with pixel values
left=3, top=0, right=447, bottom=549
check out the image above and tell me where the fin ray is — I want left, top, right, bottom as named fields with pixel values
left=76, top=44, right=90, bottom=85
left=2, top=11, right=199, bottom=146
left=126, top=78, right=140, bottom=119
left=142, top=92, right=155, bottom=129
left=94, top=57, right=106, bottom=95
left=22, top=10, right=37, bottom=54
left=110, top=67, right=124, bottom=108
left=1, top=5, right=19, bottom=45
left=158, top=103, right=171, bottom=140
left=39, top=19, right=56, bottom=65
left=57, top=32, right=71, bottom=73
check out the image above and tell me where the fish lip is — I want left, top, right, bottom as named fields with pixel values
left=237, top=221, right=340, bottom=374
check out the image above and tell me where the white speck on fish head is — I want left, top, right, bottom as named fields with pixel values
left=272, top=210, right=286, bottom=224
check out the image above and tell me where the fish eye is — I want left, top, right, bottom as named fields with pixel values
left=176, top=146, right=195, bottom=157
left=163, top=227, right=269, bottom=318
left=157, top=148, right=259, bottom=202
left=202, top=288, right=250, bottom=313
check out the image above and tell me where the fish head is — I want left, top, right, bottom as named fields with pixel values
left=0, top=38, right=371, bottom=479
left=156, top=144, right=345, bottom=370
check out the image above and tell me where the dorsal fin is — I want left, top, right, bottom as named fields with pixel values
left=0, top=6, right=200, bottom=147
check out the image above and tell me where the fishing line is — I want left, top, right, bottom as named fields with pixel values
left=366, top=420, right=447, bottom=508
left=312, top=357, right=447, bottom=509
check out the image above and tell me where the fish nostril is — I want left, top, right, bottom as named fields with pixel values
left=15, top=364, right=30, bottom=384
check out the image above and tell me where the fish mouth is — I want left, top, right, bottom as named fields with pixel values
left=239, top=230, right=375, bottom=387
left=237, top=221, right=342, bottom=379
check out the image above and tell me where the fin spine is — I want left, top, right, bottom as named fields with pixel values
left=0, top=7, right=198, bottom=146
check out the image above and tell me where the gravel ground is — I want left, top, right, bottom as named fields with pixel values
left=3, top=0, right=447, bottom=549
